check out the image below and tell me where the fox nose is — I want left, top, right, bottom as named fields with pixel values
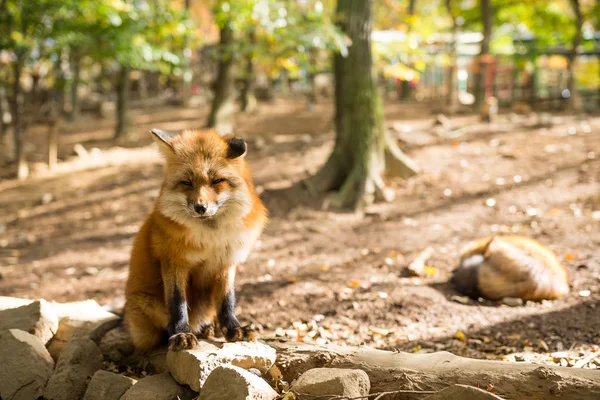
left=194, top=204, right=207, bottom=214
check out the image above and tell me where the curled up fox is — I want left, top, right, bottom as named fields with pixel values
left=124, top=128, right=267, bottom=351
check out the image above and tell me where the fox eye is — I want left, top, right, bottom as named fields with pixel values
left=211, top=178, right=225, bottom=185
left=180, top=180, right=193, bottom=187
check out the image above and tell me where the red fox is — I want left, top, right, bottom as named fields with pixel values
left=124, top=128, right=267, bottom=351
left=451, top=236, right=569, bottom=301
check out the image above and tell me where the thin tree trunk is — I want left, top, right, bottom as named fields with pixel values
left=181, top=0, right=193, bottom=106
left=240, top=31, right=256, bottom=113
left=398, top=0, right=417, bottom=102
left=68, top=48, right=80, bottom=122
left=474, top=0, right=492, bottom=109
left=567, top=0, right=583, bottom=112
left=309, top=0, right=418, bottom=210
left=114, top=65, right=131, bottom=139
left=445, top=0, right=458, bottom=114
left=206, top=23, right=235, bottom=134
left=10, top=59, right=28, bottom=179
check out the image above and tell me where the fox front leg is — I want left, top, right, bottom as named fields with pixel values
left=162, top=266, right=198, bottom=351
left=218, top=288, right=257, bottom=342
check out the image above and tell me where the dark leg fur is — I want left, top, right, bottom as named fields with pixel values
left=218, top=289, right=256, bottom=342
left=451, top=255, right=483, bottom=299
left=167, top=286, right=198, bottom=351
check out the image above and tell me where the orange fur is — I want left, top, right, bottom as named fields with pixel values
left=124, top=128, right=267, bottom=350
left=454, top=235, right=569, bottom=301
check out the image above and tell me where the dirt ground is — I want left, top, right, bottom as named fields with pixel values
left=0, top=99, right=598, bottom=369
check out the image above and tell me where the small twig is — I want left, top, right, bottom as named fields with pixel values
left=407, top=247, right=434, bottom=276
left=293, top=388, right=438, bottom=400
left=573, top=350, right=600, bottom=368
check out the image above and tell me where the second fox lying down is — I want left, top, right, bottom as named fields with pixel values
left=124, top=128, right=267, bottom=351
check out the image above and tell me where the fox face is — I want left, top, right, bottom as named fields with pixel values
left=151, top=128, right=252, bottom=226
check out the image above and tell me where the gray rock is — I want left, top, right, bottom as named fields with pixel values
left=292, top=368, right=370, bottom=398
left=0, top=300, right=59, bottom=344
left=120, top=373, right=195, bottom=400
left=423, top=384, right=503, bottom=400
left=82, top=370, right=136, bottom=400
left=167, top=340, right=277, bottom=391
left=99, top=326, right=135, bottom=362
left=199, top=365, right=278, bottom=400
left=0, top=329, right=55, bottom=400
left=502, top=297, right=524, bottom=307
left=43, top=338, right=103, bottom=400
left=0, top=296, right=34, bottom=310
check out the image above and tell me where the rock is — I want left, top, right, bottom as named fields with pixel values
left=120, top=373, right=195, bottom=400
left=47, top=300, right=119, bottom=359
left=82, top=370, right=136, bottom=400
left=199, top=365, right=278, bottom=400
left=167, top=341, right=277, bottom=392
left=43, top=338, right=103, bottom=400
left=0, top=300, right=59, bottom=344
left=0, top=329, right=54, bottom=400
left=502, top=297, right=524, bottom=307
left=291, top=368, right=370, bottom=398
left=0, top=296, right=34, bottom=311
left=423, top=384, right=503, bottom=400
left=99, top=326, right=135, bottom=362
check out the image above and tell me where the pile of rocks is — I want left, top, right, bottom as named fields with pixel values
left=0, top=296, right=506, bottom=400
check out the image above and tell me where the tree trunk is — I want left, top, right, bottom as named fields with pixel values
left=181, top=0, right=193, bottom=106
left=68, top=48, right=80, bottom=122
left=240, top=31, right=256, bottom=113
left=10, top=59, right=28, bottom=180
left=445, top=0, right=458, bottom=114
left=398, top=0, right=417, bottom=103
left=474, top=0, right=492, bottom=109
left=271, top=342, right=600, bottom=400
left=114, top=65, right=131, bottom=139
left=206, top=23, right=235, bottom=134
left=567, top=0, right=583, bottom=112
left=309, top=0, right=418, bottom=210
left=48, top=120, right=59, bottom=171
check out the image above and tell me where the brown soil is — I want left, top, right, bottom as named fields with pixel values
left=0, top=99, right=598, bottom=369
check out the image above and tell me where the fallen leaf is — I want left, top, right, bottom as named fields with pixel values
left=348, top=280, right=360, bottom=288
left=455, top=332, right=467, bottom=341
left=423, top=265, right=437, bottom=275
left=564, top=253, right=576, bottom=261
left=411, top=345, right=422, bottom=352
left=287, top=276, right=298, bottom=283
left=320, top=265, right=329, bottom=272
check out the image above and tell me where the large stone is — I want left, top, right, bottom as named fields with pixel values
left=99, top=326, right=135, bottom=363
left=43, top=338, right=103, bottom=400
left=0, top=296, right=34, bottom=310
left=291, top=368, right=370, bottom=398
left=82, top=370, right=136, bottom=400
left=0, top=329, right=55, bottom=400
left=120, top=373, right=195, bottom=400
left=423, top=384, right=503, bottom=400
left=167, top=341, right=277, bottom=392
left=199, top=365, right=278, bottom=400
left=0, top=300, right=59, bottom=344
left=47, top=300, right=119, bottom=359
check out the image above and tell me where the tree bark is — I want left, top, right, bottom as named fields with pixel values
left=474, top=0, right=492, bottom=109
left=206, top=22, right=235, bottom=134
left=114, top=65, right=131, bottom=139
left=10, top=59, right=28, bottom=179
left=270, top=342, right=600, bottom=400
left=567, top=0, right=583, bottom=112
left=445, top=0, right=459, bottom=114
left=181, top=0, right=193, bottom=106
left=68, top=48, right=80, bottom=122
left=240, top=31, right=256, bottom=113
left=309, top=0, right=418, bottom=210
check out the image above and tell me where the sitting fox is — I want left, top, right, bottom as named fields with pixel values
left=124, top=128, right=267, bottom=351
left=451, top=236, right=569, bottom=301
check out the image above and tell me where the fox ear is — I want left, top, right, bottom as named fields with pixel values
left=226, top=137, right=247, bottom=159
left=150, top=128, right=177, bottom=154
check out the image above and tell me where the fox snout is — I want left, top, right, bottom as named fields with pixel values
left=192, top=202, right=218, bottom=217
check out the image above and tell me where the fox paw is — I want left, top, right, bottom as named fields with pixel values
left=224, top=325, right=257, bottom=342
left=195, top=324, right=215, bottom=339
left=168, top=332, right=199, bottom=351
